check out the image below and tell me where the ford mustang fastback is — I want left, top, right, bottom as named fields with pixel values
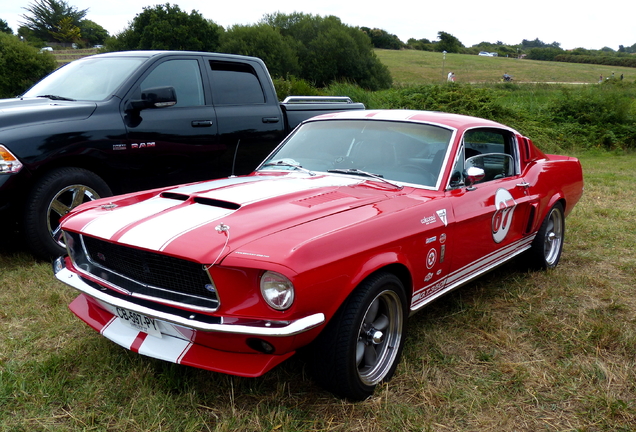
left=53, top=110, right=584, bottom=400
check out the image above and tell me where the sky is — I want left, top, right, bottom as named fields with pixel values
left=3, top=0, right=635, bottom=51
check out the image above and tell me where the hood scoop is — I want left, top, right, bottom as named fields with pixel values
left=161, top=192, right=241, bottom=210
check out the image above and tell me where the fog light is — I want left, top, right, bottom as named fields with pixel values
left=246, top=338, right=275, bottom=354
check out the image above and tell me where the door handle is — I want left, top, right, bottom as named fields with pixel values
left=192, top=120, right=213, bottom=127
left=516, top=182, right=530, bottom=188
left=262, top=117, right=280, bottom=123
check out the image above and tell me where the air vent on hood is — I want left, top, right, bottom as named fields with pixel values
left=193, top=197, right=241, bottom=210
left=160, top=192, right=240, bottom=209
left=292, top=190, right=352, bottom=208
left=161, top=192, right=189, bottom=201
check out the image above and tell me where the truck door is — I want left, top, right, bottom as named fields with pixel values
left=122, top=56, right=220, bottom=190
left=207, top=60, right=287, bottom=176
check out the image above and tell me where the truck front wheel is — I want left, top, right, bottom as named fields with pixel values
left=24, top=167, right=112, bottom=259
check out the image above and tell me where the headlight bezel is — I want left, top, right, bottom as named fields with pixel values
left=260, top=271, right=295, bottom=311
left=0, top=145, right=23, bottom=174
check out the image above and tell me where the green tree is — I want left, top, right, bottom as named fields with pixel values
left=219, top=24, right=299, bottom=78
left=360, top=27, right=403, bottom=50
left=51, top=16, right=80, bottom=45
left=79, top=19, right=108, bottom=47
left=407, top=37, right=434, bottom=51
left=0, top=19, right=13, bottom=34
left=20, top=0, right=87, bottom=42
left=0, top=32, right=57, bottom=98
left=108, top=3, right=221, bottom=52
left=263, top=13, right=392, bottom=90
left=435, top=31, right=464, bottom=53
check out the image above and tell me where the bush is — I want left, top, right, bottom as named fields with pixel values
left=272, top=76, right=322, bottom=100
left=374, top=83, right=511, bottom=120
left=263, top=13, right=392, bottom=90
left=0, top=33, right=57, bottom=98
left=107, top=4, right=221, bottom=52
left=219, top=24, right=300, bottom=79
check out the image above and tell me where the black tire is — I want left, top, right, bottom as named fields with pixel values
left=24, top=167, right=112, bottom=260
left=309, top=272, right=407, bottom=401
left=527, top=202, right=565, bottom=270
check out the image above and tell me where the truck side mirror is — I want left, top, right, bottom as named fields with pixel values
left=129, top=86, right=177, bottom=111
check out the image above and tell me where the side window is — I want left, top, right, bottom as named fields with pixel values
left=463, top=129, right=517, bottom=182
left=209, top=61, right=265, bottom=105
left=141, top=59, right=205, bottom=107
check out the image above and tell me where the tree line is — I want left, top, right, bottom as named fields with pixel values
left=2, top=0, right=636, bottom=99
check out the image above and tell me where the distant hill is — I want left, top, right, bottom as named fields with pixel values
left=375, top=49, right=635, bottom=85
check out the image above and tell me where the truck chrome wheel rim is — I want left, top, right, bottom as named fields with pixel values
left=356, top=290, right=402, bottom=386
left=543, top=207, right=563, bottom=266
left=47, top=184, right=100, bottom=245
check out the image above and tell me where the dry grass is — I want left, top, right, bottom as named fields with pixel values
left=1, top=152, right=635, bottom=431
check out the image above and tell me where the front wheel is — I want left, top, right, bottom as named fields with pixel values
left=528, top=202, right=565, bottom=270
left=24, top=167, right=112, bottom=260
left=309, top=272, right=407, bottom=400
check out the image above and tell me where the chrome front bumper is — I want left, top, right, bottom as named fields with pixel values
left=53, top=257, right=325, bottom=337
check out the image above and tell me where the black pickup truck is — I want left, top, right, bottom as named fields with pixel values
left=0, top=51, right=364, bottom=258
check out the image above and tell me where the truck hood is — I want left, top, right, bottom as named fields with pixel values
left=0, top=98, right=97, bottom=130
left=62, top=173, right=416, bottom=263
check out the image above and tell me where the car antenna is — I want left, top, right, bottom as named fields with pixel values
left=230, top=140, right=240, bottom=178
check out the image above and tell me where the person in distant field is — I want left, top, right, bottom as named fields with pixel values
left=621, top=74, right=624, bottom=80
left=447, top=71, right=455, bottom=82
left=599, top=75, right=603, bottom=83
left=502, top=72, right=512, bottom=82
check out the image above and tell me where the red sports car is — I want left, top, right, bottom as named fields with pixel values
left=53, top=110, right=584, bottom=400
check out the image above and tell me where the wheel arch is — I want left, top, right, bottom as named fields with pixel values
left=347, top=259, right=413, bottom=310
left=28, top=156, right=121, bottom=195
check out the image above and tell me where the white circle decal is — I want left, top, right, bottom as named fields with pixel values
left=492, top=188, right=517, bottom=243
left=426, top=248, right=437, bottom=269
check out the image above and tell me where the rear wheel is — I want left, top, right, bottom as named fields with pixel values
left=24, top=167, right=112, bottom=259
left=310, top=272, right=407, bottom=400
left=528, top=202, right=565, bottom=270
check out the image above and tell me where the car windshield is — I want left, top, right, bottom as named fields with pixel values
left=23, top=57, right=146, bottom=101
left=259, top=119, right=454, bottom=188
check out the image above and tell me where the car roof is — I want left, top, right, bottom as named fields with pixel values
left=309, top=109, right=517, bottom=133
left=84, top=50, right=262, bottom=63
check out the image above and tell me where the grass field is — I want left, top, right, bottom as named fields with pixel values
left=1, top=52, right=635, bottom=431
left=1, top=152, right=634, bottom=431
left=375, top=49, right=636, bottom=85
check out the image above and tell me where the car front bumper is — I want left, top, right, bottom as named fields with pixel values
left=54, top=257, right=325, bottom=377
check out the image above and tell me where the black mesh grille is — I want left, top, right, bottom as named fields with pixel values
left=81, top=235, right=216, bottom=306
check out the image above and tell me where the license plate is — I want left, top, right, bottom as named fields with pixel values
left=115, top=307, right=162, bottom=338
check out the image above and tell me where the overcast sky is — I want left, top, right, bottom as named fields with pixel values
left=4, top=0, right=635, bottom=50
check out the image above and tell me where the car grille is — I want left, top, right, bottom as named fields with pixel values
left=80, top=235, right=218, bottom=310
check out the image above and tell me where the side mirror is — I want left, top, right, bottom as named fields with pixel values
left=465, top=166, right=485, bottom=189
left=129, top=86, right=177, bottom=111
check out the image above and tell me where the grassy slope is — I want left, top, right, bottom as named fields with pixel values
left=375, top=49, right=636, bottom=85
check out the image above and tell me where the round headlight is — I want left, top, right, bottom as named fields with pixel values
left=260, top=271, right=295, bottom=310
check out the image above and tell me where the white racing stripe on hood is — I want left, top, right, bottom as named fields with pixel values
left=81, top=196, right=183, bottom=240
left=118, top=203, right=235, bottom=251
left=168, top=176, right=267, bottom=195
left=200, top=175, right=360, bottom=204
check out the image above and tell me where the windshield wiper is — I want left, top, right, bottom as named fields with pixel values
left=37, top=94, right=76, bottom=101
left=261, top=160, right=316, bottom=176
left=327, top=168, right=403, bottom=189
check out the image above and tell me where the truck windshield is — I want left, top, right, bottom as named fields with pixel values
left=23, top=57, right=146, bottom=102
